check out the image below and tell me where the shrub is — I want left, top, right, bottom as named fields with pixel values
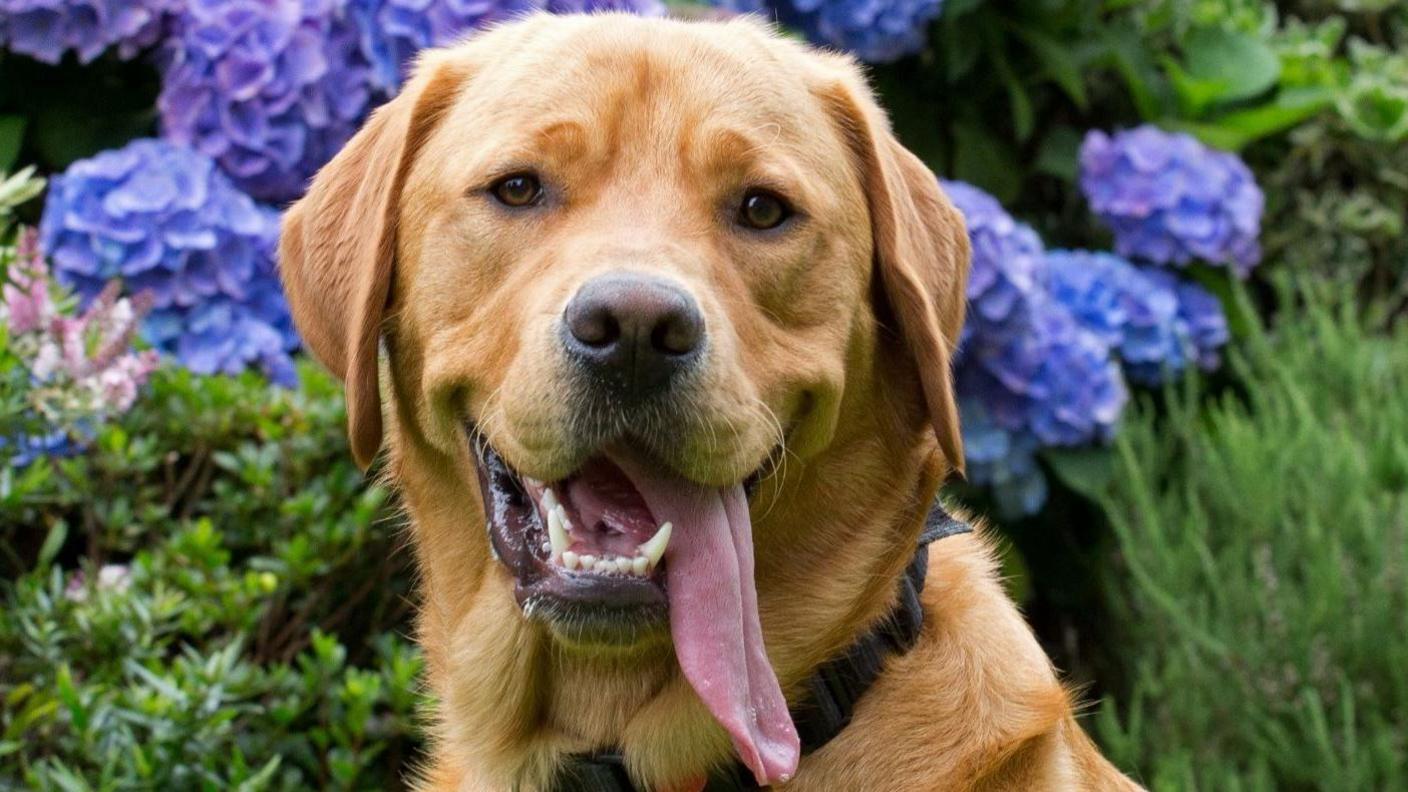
left=1094, top=283, right=1408, bottom=790
left=0, top=363, right=423, bottom=789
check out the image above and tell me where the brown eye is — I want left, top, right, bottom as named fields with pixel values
left=490, top=173, right=542, bottom=207
left=738, top=190, right=792, bottom=230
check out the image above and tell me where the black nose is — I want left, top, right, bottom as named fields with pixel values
left=562, top=273, right=705, bottom=398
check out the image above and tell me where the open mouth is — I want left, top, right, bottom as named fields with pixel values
left=467, top=425, right=800, bottom=785
left=471, top=435, right=675, bottom=636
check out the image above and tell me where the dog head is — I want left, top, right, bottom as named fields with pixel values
left=280, top=13, right=967, bottom=787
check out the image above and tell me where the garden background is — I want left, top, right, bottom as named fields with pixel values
left=1, top=0, right=1405, bottom=789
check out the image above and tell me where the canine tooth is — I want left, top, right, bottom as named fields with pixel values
left=614, top=557, right=632, bottom=575
left=580, top=554, right=597, bottom=568
left=562, top=551, right=580, bottom=570
left=547, top=508, right=569, bottom=560
left=639, top=522, right=672, bottom=569
left=631, top=556, right=649, bottom=577
left=554, top=504, right=572, bottom=531
left=542, top=487, right=559, bottom=513
left=593, top=559, right=613, bottom=574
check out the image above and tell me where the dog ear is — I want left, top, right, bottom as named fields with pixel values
left=816, top=68, right=970, bottom=476
left=280, top=55, right=469, bottom=470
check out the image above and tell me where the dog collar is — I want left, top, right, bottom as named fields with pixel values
left=551, top=498, right=972, bottom=792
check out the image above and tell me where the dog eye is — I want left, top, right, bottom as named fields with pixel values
left=737, top=190, right=792, bottom=231
left=489, top=173, right=543, bottom=208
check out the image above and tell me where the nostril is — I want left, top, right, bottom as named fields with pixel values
left=652, top=311, right=703, bottom=356
left=574, top=309, right=619, bottom=348
left=566, top=297, right=622, bottom=349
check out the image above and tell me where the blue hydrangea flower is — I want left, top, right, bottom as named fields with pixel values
left=960, top=401, right=1046, bottom=519
left=1144, top=268, right=1230, bottom=376
left=0, top=430, right=77, bottom=468
left=350, top=0, right=666, bottom=95
left=1080, top=126, right=1264, bottom=276
left=712, top=0, right=941, bottom=63
left=156, top=0, right=377, bottom=202
left=0, top=0, right=171, bottom=64
left=39, top=139, right=298, bottom=385
left=1045, top=249, right=1188, bottom=385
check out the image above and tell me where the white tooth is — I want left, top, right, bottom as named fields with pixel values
left=562, top=551, right=580, bottom=570
left=554, top=504, right=572, bottom=531
left=580, top=554, right=597, bottom=568
left=631, top=556, right=649, bottom=577
left=639, top=522, right=672, bottom=569
left=593, top=559, right=613, bottom=574
left=547, top=508, right=569, bottom=560
left=542, top=487, right=559, bottom=513
left=614, top=557, right=632, bottom=575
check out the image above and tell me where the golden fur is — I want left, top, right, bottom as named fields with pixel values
left=280, top=13, right=1142, bottom=791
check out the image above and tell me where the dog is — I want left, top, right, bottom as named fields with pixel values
left=279, top=13, right=1141, bottom=791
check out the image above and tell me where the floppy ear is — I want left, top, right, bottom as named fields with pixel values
left=279, top=55, right=469, bottom=470
left=816, top=68, right=971, bottom=476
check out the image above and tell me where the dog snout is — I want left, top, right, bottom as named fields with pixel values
left=561, top=273, right=705, bottom=398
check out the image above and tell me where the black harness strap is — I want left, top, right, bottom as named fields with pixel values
left=553, top=499, right=972, bottom=792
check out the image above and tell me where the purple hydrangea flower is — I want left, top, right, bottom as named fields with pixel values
left=1080, top=126, right=1264, bottom=276
left=156, top=0, right=377, bottom=202
left=963, top=291, right=1127, bottom=447
left=944, top=180, right=1128, bottom=516
left=712, top=0, right=941, bottom=63
left=0, top=0, right=171, bottom=64
left=39, top=139, right=298, bottom=385
left=941, top=179, right=1044, bottom=347
left=348, top=0, right=666, bottom=94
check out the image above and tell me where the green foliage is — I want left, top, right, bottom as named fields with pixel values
left=0, top=167, right=44, bottom=239
left=1093, top=283, right=1408, bottom=790
left=0, top=52, right=160, bottom=176
left=0, top=364, right=425, bottom=790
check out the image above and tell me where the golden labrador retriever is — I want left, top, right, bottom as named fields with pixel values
left=279, top=13, right=1141, bottom=791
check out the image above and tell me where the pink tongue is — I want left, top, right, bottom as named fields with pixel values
left=610, top=456, right=799, bottom=786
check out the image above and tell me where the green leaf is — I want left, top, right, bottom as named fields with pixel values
left=1042, top=445, right=1116, bottom=501
left=1100, top=24, right=1169, bottom=121
left=1034, top=125, right=1083, bottom=182
left=0, top=165, right=44, bottom=210
left=54, top=664, right=87, bottom=732
left=1165, top=86, right=1334, bottom=150
left=951, top=122, right=1022, bottom=204
left=1171, top=27, right=1281, bottom=116
left=0, top=115, right=25, bottom=173
left=943, top=0, right=988, bottom=17
left=33, top=104, right=154, bottom=170
left=1012, top=24, right=1089, bottom=110
left=1337, top=78, right=1408, bottom=143
left=37, top=519, right=69, bottom=569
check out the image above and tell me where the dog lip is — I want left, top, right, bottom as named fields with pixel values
left=467, top=425, right=674, bottom=637
left=464, top=421, right=779, bottom=643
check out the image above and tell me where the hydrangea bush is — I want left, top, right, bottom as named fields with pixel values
left=39, top=139, right=297, bottom=385
left=0, top=0, right=172, bottom=64
left=946, top=178, right=1234, bottom=516
left=349, top=0, right=665, bottom=95
left=1081, top=126, right=1265, bottom=276
left=156, top=0, right=377, bottom=202
left=1046, top=249, right=1228, bottom=386
left=711, top=0, right=942, bottom=62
